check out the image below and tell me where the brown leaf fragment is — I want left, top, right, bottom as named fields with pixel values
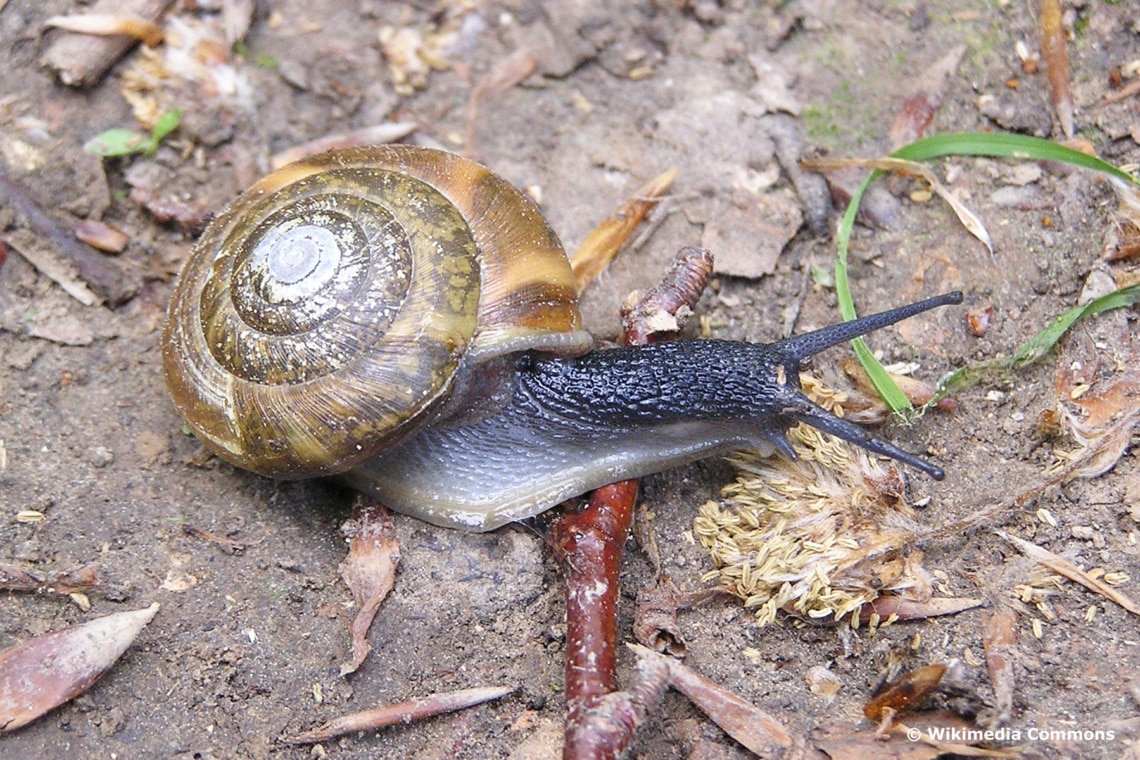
left=73, top=219, right=128, bottom=254
left=1103, top=220, right=1140, bottom=262
left=338, top=498, right=400, bottom=676
left=45, top=14, right=165, bottom=47
left=861, top=595, right=982, bottom=622
left=0, top=563, right=100, bottom=595
left=570, top=168, right=677, bottom=294
left=981, top=608, right=1017, bottom=726
left=888, top=46, right=967, bottom=150
left=998, top=531, right=1140, bottom=616
left=841, top=358, right=958, bottom=412
left=864, top=663, right=947, bottom=723
left=0, top=603, right=159, bottom=732
left=1039, top=0, right=1074, bottom=138
left=966, top=305, right=992, bottom=337
left=285, top=686, right=513, bottom=744
left=629, top=643, right=799, bottom=756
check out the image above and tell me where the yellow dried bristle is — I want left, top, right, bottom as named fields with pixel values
left=693, top=375, right=933, bottom=627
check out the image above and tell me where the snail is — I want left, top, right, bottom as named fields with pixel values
left=163, top=145, right=961, bottom=531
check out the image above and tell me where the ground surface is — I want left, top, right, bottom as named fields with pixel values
left=2, top=1, right=1139, bottom=758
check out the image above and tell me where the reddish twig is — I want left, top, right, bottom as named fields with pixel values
left=550, top=480, right=638, bottom=759
left=550, top=247, right=714, bottom=760
left=0, top=563, right=100, bottom=595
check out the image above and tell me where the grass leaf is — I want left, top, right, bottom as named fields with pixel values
left=829, top=132, right=1139, bottom=416
left=929, top=283, right=1140, bottom=405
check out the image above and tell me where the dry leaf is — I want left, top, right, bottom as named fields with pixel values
left=570, top=169, right=677, bottom=294
left=286, top=686, right=513, bottom=744
left=864, top=663, right=947, bottom=723
left=860, top=595, right=983, bottom=622
left=1039, top=0, right=1073, bottom=138
left=808, top=156, right=992, bottom=254
left=338, top=498, right=400, bottom=676
left=888, top=46, right=966, bottom=150
left=629, top=644, right=798, bottom=756
left=0, top=603, right=159, bottom=732
left=981, top=607, right=1017, bottom=726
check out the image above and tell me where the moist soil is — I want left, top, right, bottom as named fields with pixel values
left=1, top=1, right=1139, bottom=758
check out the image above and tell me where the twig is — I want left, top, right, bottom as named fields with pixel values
left=550, top=247, right=714, bottom=759
left=0, top=165, right=133, bottom=304
left=549, top=480, right=638, bottom=759
left=0, top=563, right=99, bottom=594
left=42, top=0, right=175, bottom=87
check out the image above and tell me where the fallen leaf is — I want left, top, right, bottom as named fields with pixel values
left=286, top=686, right=513, bottom=744
left=808, top=156, right=992, bottom=254
left=860, top=595, right=983, bottom=622
left=570, top=168, right=676, bottom=294
left=629, top=643, right=798, bottom=756
left=888, top=46, right=966, bottom=149
left=1039, top=0, right=1073, bottom=138
left=864, top=663, right=947, bottom=723
left=982, top=608, right=1017, bottom=726
left=338, top=497, right=400, bottom=676
left=0, top=603, right=159, bottom=732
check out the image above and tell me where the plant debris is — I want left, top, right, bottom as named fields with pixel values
left=0, top=603, right=159, bottom=733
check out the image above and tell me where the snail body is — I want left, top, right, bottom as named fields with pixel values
left=163, top=145, right=959, bottom=531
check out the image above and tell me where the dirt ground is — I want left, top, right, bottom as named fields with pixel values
left=2, top=1, right=1139, bottom=758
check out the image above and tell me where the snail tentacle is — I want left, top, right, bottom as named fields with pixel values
left=347, top=294, right=958, bottom=530
left=163, top=145, right=959, bottom=532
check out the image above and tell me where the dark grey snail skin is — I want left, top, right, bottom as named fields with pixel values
left=344, top=291, right=962, bottom=531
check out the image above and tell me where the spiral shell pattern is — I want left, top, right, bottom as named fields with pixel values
left=163, top=146, right=588, bottom=478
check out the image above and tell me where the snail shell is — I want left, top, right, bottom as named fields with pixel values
left=164, top=145, right=958, bottom=531
left=163, top=146, right=591, bottom=480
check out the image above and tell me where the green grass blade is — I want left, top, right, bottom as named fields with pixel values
left=891, top=133, right=1139, bottom=187
left=833, top=170, right=912, bottom=413
left=930, top=283, right=1140, bottom=404
left=832, top=131, right=1138, bottom=416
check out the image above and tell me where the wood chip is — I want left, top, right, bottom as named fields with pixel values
left=42, top=0, right=176, bottom=87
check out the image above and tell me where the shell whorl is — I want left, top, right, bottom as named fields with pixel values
left=163, top=146, right=590, bottom=479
